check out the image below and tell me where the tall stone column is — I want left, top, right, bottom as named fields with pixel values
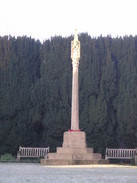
left=70, top=29, right=80, bottom=131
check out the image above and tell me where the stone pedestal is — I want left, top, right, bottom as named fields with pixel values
left=63, top=131, right=87, bottom=148
left=41, top=131, right=109, bottom=165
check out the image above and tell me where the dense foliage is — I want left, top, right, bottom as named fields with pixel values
left=0, top=34, right=137, bottom=156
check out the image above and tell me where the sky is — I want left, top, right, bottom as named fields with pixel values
left=0, top=0, right=137, bottom=42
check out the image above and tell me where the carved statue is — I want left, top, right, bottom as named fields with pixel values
left=71, top=29, right=80, bottom=61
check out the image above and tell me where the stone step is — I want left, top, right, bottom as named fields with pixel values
left=48, top=152, right=101, bottom=161
left=41, top=159, right=109, bottom=165
left=48, top=153, right=73, bottom=160
left=57, top=147, right=93, bottom=154
left=71, top=153, right=101, bottom=160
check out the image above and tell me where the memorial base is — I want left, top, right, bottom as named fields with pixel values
left=41, top=159, right=109, bottom=165
left=41, top=131, right=109, bottom=165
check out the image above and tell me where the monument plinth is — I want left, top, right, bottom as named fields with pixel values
left=41, top=30, right=109, bottom=165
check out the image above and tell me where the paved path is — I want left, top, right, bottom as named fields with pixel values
left=0, top=163, right=137, bottom=183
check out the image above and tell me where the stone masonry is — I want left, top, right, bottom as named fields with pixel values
left=41, top=30, right=109, bottom=165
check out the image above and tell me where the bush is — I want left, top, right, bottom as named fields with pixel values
left=0, top=153, right=15, bottom=161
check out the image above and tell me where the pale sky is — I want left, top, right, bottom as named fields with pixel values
left=0, top=0, right=137, bottom=42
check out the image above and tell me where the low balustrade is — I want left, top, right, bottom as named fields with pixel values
left=17, top=146, right=49, bottom=160
left=105, top=148, right=136, bottom=160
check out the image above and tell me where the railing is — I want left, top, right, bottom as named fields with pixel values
left=17, top=146, right=49, bottom=160
left=105, top=148, right=136, bottom=160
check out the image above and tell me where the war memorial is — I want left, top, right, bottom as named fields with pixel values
left=0, top=31, right=137, bottom=183
left=41, top=30, right=109, bottom=165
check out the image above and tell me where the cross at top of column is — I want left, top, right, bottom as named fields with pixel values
left=74, top=29, right=78, bottom=41
left=71, top=29, right=80, bottom=61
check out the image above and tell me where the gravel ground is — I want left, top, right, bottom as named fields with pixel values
left=0, top=163, right=137, bottom=183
